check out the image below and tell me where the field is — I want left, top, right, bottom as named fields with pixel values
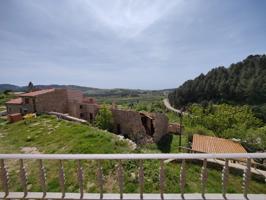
left=0, top=115, right=265, bottom=194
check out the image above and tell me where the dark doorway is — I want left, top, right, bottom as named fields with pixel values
left=116, top=124, right=121, bottom=134
left=33, top=98, right=36, bottom=112
left=89, top=113, right=93, bottom=123
left=141, top=114, right=154, bottom=136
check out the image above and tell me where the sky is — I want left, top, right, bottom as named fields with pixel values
left=0, top=0, right=265, bottom=89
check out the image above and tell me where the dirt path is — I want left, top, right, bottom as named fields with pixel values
left=163, top=98, right=183, bottom=114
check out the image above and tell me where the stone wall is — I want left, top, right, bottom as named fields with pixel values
left=6, top=104, right=22, bottom=114
left=148, top=113, right=169, bottom=143
left=35, top=89, right=68, bottom=113
left=111, top=109, right=168, bottom=145
left=68, top=100, right=81, bottom=118
left=112, top=109, right=152, bottom=144
left=83, top=104, right=99, bottom=122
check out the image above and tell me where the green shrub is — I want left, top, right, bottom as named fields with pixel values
left=95, top=105, right=113, bottom=131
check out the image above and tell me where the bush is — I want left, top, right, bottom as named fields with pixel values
left=186, top=103, right=263, bottom=136
left=95, top=105, right=113, bottom=131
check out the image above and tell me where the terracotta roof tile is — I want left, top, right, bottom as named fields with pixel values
left=6, top=97, right=23, bottom=105
left=19, top=89, right=55, bottom=97
left=192, top=134, right=247, bottom=154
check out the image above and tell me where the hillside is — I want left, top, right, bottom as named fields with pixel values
left=0, top=115, right=265, bottom=193
left=169, top=55, right=266, bottom=107
left=0, top=115, right=133, bottom=154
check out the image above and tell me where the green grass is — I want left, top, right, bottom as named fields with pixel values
left=0, top=115, right=265, bottom=194
left=0, top=115, right=131, bottom=154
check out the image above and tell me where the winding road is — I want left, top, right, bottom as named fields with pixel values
left=163, top=98, right=182, bottom=114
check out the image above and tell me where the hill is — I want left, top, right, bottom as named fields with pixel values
left=0, top=115, right=265, bottom=193
left=169, top=55, right=266, bottom=107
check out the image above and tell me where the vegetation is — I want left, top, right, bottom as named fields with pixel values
left=95, top=104, right=113, bottom=131
left=123, top=100, right=166, bottom=113
left=182, top=104, right=266, bottom=150
left=0, top=115, right=265, bottom=193
left=0, top=92, right=16, bottom=112
left=0, top=115, right=130, bottom=154
left=0, top=92, right=15, bottom=106
left=169, top=55, right=266, bottom=121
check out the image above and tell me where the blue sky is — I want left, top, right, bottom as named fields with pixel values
left=0, top=0, right=265, bottom=89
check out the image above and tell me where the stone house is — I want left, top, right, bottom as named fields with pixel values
left=6, top=88, right=99, bottom=120
left=111, top=109, right=168, bottom=144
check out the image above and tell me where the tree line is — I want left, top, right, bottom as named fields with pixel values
left=169, top=55, right=266, bottom=106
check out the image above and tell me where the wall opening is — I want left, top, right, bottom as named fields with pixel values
left=89, top=113, right=93, bottom=123
left=116, top=124, right=121, bottom=134
left=141, top=114, right=154, bottom=136
left=33, top=98, right=36, bottom=112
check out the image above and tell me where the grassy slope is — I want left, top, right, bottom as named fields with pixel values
left=0, top=115, right=265, bottom=194
left=0, top=115, right=130, bottom=154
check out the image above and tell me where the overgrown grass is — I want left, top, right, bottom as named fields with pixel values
left=0, top=115, right=265, bottom=194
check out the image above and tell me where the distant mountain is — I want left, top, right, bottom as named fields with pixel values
left=169, top=55, right=266, bottom=107
left=0, top=84, right=174, bottom=97
left=0, top=84, right=22, bottom=92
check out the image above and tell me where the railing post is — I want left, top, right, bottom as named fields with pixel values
left=139, top=160, right=144, bottom=200
left=243, top=158, right=251, bottom=199
left=0, top=159, right=9, bottom=198
left=118, top=160, right=123, bottom=200
left=59, top=160, right=66, bottom=199
left=19, top=159, right=28, bottom=198
left=222, top=159, right=229, bottom=199
left=159, top=160, right=165, bottom=200
left=77, top=160, right=84, bottom=199
left=179, top=159, right=186, bottom=199
left=200, top=159, right=208, bottom=199
left=97, top=160, right=104, bottom=199
left=38, top=160, right=47, bottom=198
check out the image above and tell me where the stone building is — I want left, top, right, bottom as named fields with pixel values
left=6, top=88, right=99, bottom=120
left=111, top=109, right=168, bottom=144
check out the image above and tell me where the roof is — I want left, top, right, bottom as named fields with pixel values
left=19, top=89, right=55, bottom=97
left=192, top=134, right=247, bottom=154
left=6, top=97, right=23, bottom=105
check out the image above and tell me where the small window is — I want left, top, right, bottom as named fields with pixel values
left=80, top=105, right=83, bottom=109
left=25, top=98, right=30, bottom=104
left=80, top=113, right=84, bottom=118
left=23, top=108, right=28, bottom=114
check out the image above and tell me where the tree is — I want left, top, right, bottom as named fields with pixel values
left=95, top=105, right=113, bottom=131
left=3, top=90, right=11, bottom=95
left=169, top=55, right=266, bottom=108
left=28, top=81, right=34, bottom=92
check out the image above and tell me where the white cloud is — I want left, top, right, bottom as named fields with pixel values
left=85, top=0, right=181, bottom=38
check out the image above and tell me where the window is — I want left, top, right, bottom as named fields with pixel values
left=80, top=113, right=84, bottom=118
left=80, top=105, right=83, bottom=109
left=25, top=98, right=30, bottom=104
left=23, top=108, right=28, bottom=114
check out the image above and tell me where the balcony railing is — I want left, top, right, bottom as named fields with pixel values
left=0, top=153, right=265, bottom=200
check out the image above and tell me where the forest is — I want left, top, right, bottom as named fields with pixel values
left=168, top=55, right=266, bottom=121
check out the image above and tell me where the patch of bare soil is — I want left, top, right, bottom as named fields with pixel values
left=20, top=146, right=40, bottom=154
